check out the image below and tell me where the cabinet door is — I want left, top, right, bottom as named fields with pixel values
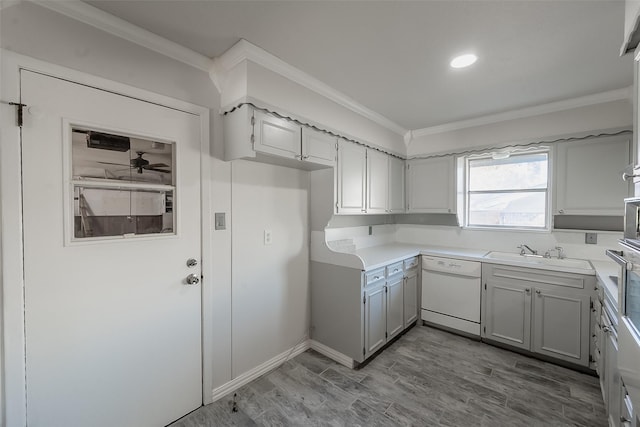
left=406, top=156, right=455, bottom=213
left=388, top=156, right=405, bottom=213
left=484, top=281, right=531, bottom=350
left=532, top=288, right=591, bottom=366
left=386, top=275, right=404, bottom=340
left=253, top=110, right=301, bottom=159
left=605, top=328, right=621, bottom=427
left=364, top=283, right=386, bottom=357
left=301, top=128, right=336, bottom=167
left=337, top=140, right=366, bottom=214
left=403, top=270, right=418, bottom=327
left=555, top=135, right=630, bottom=215
left=366, top=150, right=389, bottom=214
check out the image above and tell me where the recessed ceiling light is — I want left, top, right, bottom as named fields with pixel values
left=450, top=54, right=478, bottom=69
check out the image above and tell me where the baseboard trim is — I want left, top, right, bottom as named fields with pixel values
left=309, top=340, right=354, bottom=369
left=209, top=340, right=311, bottom=403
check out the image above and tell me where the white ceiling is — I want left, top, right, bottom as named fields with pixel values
left=86, top=0, right=633, bottom=132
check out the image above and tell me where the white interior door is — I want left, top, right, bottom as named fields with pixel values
left=21, top=70, right=203, bottom=427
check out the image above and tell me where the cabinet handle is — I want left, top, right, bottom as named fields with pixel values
left=558, top=209, right=564, bottom=214
left=525, top=288, right=531, bottom=293
left=603, top=326, right=611, bottom=333
left=535, top=290, right=541, bottom=295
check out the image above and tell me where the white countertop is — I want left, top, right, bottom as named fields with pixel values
left=591, top=259, right=620, bottom=306
left=312, top=233, right=609, bottom=277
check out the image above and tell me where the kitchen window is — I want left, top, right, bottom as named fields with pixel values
left=460, top=148, right=550, bottom=230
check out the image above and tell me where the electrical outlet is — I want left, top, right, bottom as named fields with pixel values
left=585, top=232, right=597, bottom=244
left=264, top=229, right=272, bottom=245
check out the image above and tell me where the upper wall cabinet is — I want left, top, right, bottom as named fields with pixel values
left=406, top=156, right=455, bottom=213
left=223, top=105, right=336, bottom=169
left=336, top=139, right=367, bottom=214
left=253, top=110, right=301, bottom=159
left=335, top=141, right=404, bottom=215
left=388, top=156, right=405, bottom=214
left=555, top=135, right=631, bottom=216
left=366, top=149, right=389, bottom=214
left=302, top=127, right=337, bottom=167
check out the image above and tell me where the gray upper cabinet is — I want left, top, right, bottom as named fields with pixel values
left=253, top=110, right=301, bottom=159
left=406, top=156, right=455, bottom=213
left=366, top=149, right=389, bottom=214
left=336, top=139, right=367, bottom=214
left=388, top=156, right=405, bottom=213
left=301, top=127, right=337, bottom=167
left=223, top=105, right=336, bottom=169
left=555, top=135, right=631, bottom=216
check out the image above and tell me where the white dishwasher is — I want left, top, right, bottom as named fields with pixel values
left=421, top=255, right=482, bottom=337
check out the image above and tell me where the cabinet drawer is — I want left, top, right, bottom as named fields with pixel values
left=386, top=262, right=404, bottom=278
left=365, top=268, right=386, bottom=286
left=404, top=256, right=419, bottom=270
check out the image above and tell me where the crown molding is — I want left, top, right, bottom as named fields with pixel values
left=212, top=39, right=408, bottom=136
left=30, top=0, right=214, bottom=73
left=412, top=87, right=633, bottom=138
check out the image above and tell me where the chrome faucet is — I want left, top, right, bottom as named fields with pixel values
left=544, top=246, right=565, bottom=259
left=518, top=244, right=537, bottom=256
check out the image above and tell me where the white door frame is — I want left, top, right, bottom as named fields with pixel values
left=0, top=49, right=215, bottom=426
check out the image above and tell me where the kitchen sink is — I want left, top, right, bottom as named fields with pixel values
left=483, top=251, right=594, bottom=273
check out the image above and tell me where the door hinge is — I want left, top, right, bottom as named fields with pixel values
left=484, top=283, right=487, bottom=290
left=385, top=332, right=388, bottom=339
left=250, top=115, right=255, bottom=126
left=363, top=295, right=366, bottom=304
left=385, top=286, right=388, bottom=293
left=590, top=300, right=593, bottom=309
left=5, top=101, right=27, bottom=127
left=407, top=164, right=410, bottom=170
left=589, top=355, right=594, bottom=363
left=363, top=347, right=366, bottom=357
left=483, top=326, right=486, bottom=333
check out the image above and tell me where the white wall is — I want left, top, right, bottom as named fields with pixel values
left=230, top=161, right=309, bottom=376
left=0, top=1, right=310, bottom=419
left=244, top=61, right=407, bottom=156
left=408, top=99, right=632, bottom=156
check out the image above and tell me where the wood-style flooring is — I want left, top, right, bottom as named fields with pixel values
left=171, top=325, right=607, bottom=426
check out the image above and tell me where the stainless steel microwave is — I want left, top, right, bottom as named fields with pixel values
left=624, top=197, right=640, bottom=248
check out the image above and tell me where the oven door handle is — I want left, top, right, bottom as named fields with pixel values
left=607, top=248, right=631, bottom=269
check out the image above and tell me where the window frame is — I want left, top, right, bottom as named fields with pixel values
left=460, top=147, right=552, bottom=232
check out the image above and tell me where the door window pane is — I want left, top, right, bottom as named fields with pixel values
left=71, top=128, right=175, bottom=240
left=74, top=186, right=173, bottom=238
left=72, top=129, right=173, bottom=184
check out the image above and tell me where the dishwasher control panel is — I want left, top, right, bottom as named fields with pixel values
left=421, top=255, right=481, bottom=277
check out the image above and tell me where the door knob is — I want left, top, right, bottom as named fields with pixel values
left=186, top=258, right=198, bottom=268
left=186, top=273, right=200, bottom=285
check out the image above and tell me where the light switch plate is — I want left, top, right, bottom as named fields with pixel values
left=585, top=232, right=597, bottom=244
left=214, top=212, right=226, bottom=230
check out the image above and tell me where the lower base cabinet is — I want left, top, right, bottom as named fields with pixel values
left=311, top=257, right=419, bottom=364
left=482, top=264, right=595, bottom=367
